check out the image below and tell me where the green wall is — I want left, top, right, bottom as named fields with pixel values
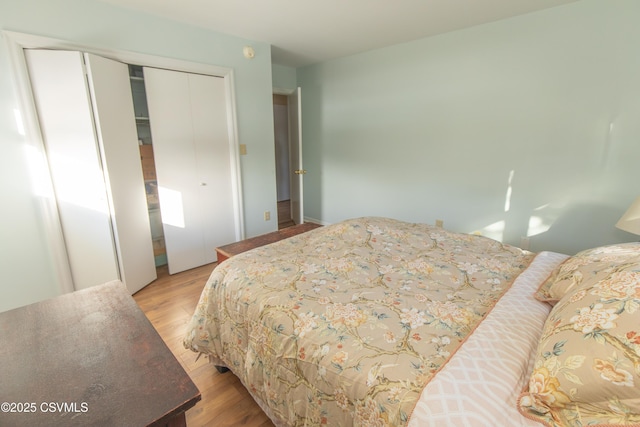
left=298, top=0, right=640, bottom=255
left=3, top=0, right=640, bottom=312
left=0, top=0, right=277, bottom=311
left=272, top=63, right=297, bottom=90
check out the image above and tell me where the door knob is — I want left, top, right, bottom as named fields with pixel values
left=294, top=169, right=307, bottom=175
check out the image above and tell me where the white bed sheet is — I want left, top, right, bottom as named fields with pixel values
left=408, top=251, right=568, bottom=427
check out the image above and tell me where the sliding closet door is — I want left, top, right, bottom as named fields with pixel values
left=144, top=67, right=236, bottom=274
left=25, top=50, right=156, bottom=293
left=25, top=50, right=119, bottom=290
left=84, top=53, right=157, bottom=293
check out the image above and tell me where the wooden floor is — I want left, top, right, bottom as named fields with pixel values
left=133, top=264, right=274, bottom=427
left=277, top=199, right=295, bottom=229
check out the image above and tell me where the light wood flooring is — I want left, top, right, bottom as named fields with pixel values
left=133, top=264, right=274, bottom=427
left=277, top=199, right=295, bottom=229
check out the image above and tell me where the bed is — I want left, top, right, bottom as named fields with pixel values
left=183, top=217, right=640, bottom=426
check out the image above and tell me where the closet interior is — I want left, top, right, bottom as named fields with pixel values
left=129, top=65, right=167, bottom=268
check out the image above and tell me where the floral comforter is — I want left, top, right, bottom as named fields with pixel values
left=184, top=217, right=534, bottom=426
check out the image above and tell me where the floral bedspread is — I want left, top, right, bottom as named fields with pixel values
left=184, top=217, right=534, bottom=426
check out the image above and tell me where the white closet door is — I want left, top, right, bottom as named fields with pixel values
left=144, top=67, right=236, bottom=274
left=25, top=50, right=156, bottom=293
left=84, top=53, right=157, bottom=293
left=25, top=50, right=119, bottom=290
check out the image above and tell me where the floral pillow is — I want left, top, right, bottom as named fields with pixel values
left=518, top=248, right=640, bottom=426
left=534, top=243, right=640, bottom=305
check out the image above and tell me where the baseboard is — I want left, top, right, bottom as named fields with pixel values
left=304, top=216, right=330, bottom=226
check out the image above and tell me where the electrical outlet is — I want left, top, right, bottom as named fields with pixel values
left=264, top=211, right=271, bottom=221
left=520, top=237, right=530, bottom=250
left=239, top=144, right=247, bottom=155
left=435, top=219, right=444, bottom=228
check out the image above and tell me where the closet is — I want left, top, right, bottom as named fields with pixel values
left=25, top=49, right=240, bottom=292
left=143, top=68, right=236, bottom=274
left=26, top=50, right=156, bottom=294
left=129, top=65, right=167, bottom=268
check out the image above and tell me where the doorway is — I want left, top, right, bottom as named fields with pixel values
left=273, top=88, right=303, bottom=229
left=273, top=94, right=294, bottom=229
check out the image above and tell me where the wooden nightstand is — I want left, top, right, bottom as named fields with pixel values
left=216, top=222, right=322, bottom=263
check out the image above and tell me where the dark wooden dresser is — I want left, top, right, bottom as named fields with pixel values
left=0, top=281, right=200, bottom=426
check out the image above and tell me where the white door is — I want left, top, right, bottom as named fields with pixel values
left=84, top=53, right=157, bottom=293
left=25, top=50, right=156, bottom=293
left=143, top=67, right=237, bottom=274
left=289, top=87, right=304, bottom=224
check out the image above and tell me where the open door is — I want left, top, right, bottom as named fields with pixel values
left=289, top=87, right=304, bottom=224
left=84, top=53, right=157, bottom=293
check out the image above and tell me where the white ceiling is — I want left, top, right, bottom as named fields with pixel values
left=100, top=0, right=579, bottom=68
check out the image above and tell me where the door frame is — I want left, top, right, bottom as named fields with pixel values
left=273, top=86, right=303, bottom=224
left=4, top=30, right=245, bottom=289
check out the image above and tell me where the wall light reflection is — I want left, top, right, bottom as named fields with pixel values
left=527, top=204, right=554, bottom=237
left=14, top=108, right=25, bottom=136
left=504, top=170, right=515, bottom=212
left=481, top=220, right=505, bottom=242
left=23, top=144, right=55, bottom=199
left=158, top=186, right=185, bottom=228
left=48, top=152, right=111, bottom=214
